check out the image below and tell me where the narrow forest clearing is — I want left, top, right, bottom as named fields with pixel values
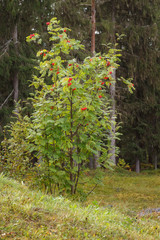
left=0, top=170, right=160, bottom=239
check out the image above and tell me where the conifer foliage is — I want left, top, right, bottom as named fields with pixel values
left=94, top=0, right=160, bottom=169
left=0, top=0, right=54, bottom=136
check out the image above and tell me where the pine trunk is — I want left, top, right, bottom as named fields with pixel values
left=89, top=0, right=98, bottom=169
left=154, top=154, right=158, bottom=170
left=89, top=155, right=94, bottom=169
left=136, top=158, right=140, bottom=173
left=12, top=23, right=19, bottom=104
left=91, top=0, right=95, bottom=55
left=109, top=0, right=116, bottom=165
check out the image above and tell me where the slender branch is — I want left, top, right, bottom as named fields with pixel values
left=70, top=93, right=74, bottom=194
left=0, top=50, right=8, bottom=59
left=0, top=90, right=14, bottom=110
left=74, top=135, right=81, bottom=194
left=0, top=39, right=12, bottom=59
left=74, top=164, right=81, bottom=194
left=87, top=184, right=98, bottom=197
left=0, top=39, right=12, bottom=50
left=80, top=3, right=91, bottom=6
left=73, top=123, right=82, bottom=136
left=79, top=171, right=97, bottom=184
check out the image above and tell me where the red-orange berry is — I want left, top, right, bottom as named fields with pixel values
left=81, top=107, right=87, bottom=111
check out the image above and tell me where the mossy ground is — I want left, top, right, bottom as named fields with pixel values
left=0, top=170, right=160, bottom=239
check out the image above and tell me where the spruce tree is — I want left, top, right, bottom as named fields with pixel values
left=80, top=0, right=160, bottom=169
left=0, top=0, right=55, bottom=137
left=97, top=0, right=160, bottom=170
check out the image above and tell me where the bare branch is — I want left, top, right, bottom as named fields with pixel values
left=0, top=39, right=12, bottom=59
left=0, top=90, right=14, bottom=110
left=87, top=184, right=98, bottom=197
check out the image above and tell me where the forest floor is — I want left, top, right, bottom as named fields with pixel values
left=0, top=169, right=160, bottom=239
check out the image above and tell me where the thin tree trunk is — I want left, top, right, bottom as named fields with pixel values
left=70, top=96, right=74, bottom=194
left=136, top=158, right=140, bottom=173
left=93, top=152, right=100, bottom=169
left=109, top=0, right=116, bottom=165
left=90, top=0, right=98, bottom=169
left=91, top=0, right=96, bottom=55
left=110, top=69, right=116, bottom=164
left=154, top=154, right=158, bottom=170
left=12, top=23, right=19, bottom=104
left=89, top=155, right=94, bottom=169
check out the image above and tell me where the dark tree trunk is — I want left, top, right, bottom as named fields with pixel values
left=91, top=0, right=96, bottom=55
left=109, top=0, right=116, bottom=165
left=70, top=96, right=74, bottom=194
left=89, top=0, right=98, bottom=169
left=154, top=154, right=158, bottom=170
left=136, top=158, right=140, bottom=173
left=110, top=69, right=116, bottom=164
left=89, top=155, right=94, bottom=169
left=12, top=23, right=19, bottom=104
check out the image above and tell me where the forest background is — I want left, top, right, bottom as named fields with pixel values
left=0, top=0, right=160, bottom=173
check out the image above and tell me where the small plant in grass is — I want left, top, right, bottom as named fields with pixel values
left=0, top=108, right=34, bottom=180
left=117, top=158, right=131, bottom=171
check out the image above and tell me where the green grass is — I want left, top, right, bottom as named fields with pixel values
left=0, top=170, right=160, bottom=239
left=83, top=170, right=160, bottom=216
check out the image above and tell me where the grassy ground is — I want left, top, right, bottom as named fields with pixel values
left=83, top=169, right=160, bottom=216
left=0, top=170, right=160, bottom=239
